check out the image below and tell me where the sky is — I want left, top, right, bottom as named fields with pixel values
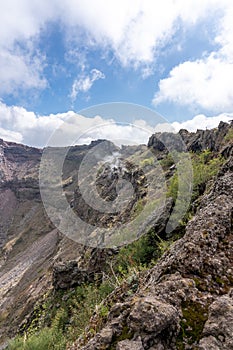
left=0, top=0, right=233, bottom=147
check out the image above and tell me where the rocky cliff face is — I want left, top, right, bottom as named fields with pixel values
left=0, top=138, right=149, bottom=345
left=0, top=140, right=55, bottom=343
left=0, top=122, right=232, bottom=349
left=148, top=120, right=232, bottom=154
left=67, top=146, right=232, bottom=349
left=0, top=138, right=41, bottom=182
left=70, top=123, right=233, bottom=350
left=0, top=140, right=97, bottom=344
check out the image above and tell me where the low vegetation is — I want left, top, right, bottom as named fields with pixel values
left=7, top=149, right=225, bottom=350
left=8, top=282, right=113, bottom=350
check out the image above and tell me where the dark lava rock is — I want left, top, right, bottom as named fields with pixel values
left=148, top=121, right=233, bottom=154
left=53, top=261, right=92, bottom=290
left=72, top=143, right=233, bottom=350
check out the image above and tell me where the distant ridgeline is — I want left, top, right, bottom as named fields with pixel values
left=0, top=121, right=232, bottom=349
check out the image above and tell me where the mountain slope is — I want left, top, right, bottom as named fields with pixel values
left=72, top=147, right=232, bottom=349
left=0, top=121, right=232, bottom=349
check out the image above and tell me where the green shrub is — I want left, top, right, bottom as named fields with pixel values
left=166, top=150, right=224, bottom=203
left=167, top=173, right=178, bottom=201
left=176, top=301, right=208, bottom=348
left=8, top=327, right=66, bottom=350
left=114, top=230, right=172, bottom=276
left=192, top=150, right=224, bottom=198
left=166, top=150, right=224, bottom=228
left=224, top=128, right=233, bottom=142
left=8, top=281, right=114, bottom=350
left=139, top=157, right=154, bottom=168
left=159, top=153, right=175, bottom=169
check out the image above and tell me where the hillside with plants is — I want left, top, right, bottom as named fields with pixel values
left=0, top=121, right=232, bottom=350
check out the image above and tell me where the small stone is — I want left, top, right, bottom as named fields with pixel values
left=116, top=339, right=144, bottom=350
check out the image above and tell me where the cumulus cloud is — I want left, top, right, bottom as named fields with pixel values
left=0, top=49, right=47, bottom=95
left=0, top=127, right=23, bottom=143
left=61, top=0, right=223, bottom=67
left=153, top=1, right=233, bottom=113
left=0, top=102, right=64, bottom=147
left=59, top=0, right=224, bottom=69
left=171, top=113, right=233, bottom=132
left=0, top=0, right=230, bottom=96
left=0, top=1, right=55, bottom=94
left=0, top=102, right=153, bottom=147
left=0, top=102, right=231, bottom=148
left=70, top=69, right=105, bottom=102
left=153, top=55, right=233, bottom=111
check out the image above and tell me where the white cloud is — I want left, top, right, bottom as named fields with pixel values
left=151, top=113, right=233, bottom=133
left=0, top=127, right=23, bottom=143
left=0, top=102, right=231, bottom=148
left=215, top=3, right=233, bottom=60
left=153, top=54, right=233, bottom=111
left=0, top=102, right=67, bottom=147
left=0, top=1, right=56, bottom=94
left=0, top=102, right=152, bottom=147
left=0, top=49, right=46, bottom=94
left=0, top=0, right=230, bottom=96
left=61, top=0, right=223, bottom=67
left=70, top=69, right=105, bottom=102
left=70, top=122, right=153, bottom=147
left=0, top=1, right=55, bottom=45
left=172, top=113, right=233, bottom=132
left=153, top=1, right=233, bottom=112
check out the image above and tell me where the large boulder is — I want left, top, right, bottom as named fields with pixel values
left=199, top=291, right=233, bottom=350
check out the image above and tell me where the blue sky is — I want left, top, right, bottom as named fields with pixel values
left=0, top=0, right=233, bottom=146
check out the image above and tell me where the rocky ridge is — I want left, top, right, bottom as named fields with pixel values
left=0, top=121, right=232, bottom=349
left=70, top=124, right=233, bottom=349
left=148, top=120, right=232, bottom=154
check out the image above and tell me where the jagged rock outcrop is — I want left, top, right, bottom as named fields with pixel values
left=0, top=123, right=232, bottom=348
left=179, top=120, right=231, bottom=152
left=52, top=261, right=93, bottom=290
left=72, top=145, right=233, bottom=349
left=199, top=291, right=233, bottom=349
left=72, top=160, right=148, bottom=228
left=148, top=120, right=233, bottom=154
left=0, top=138, right=41, bottom=182
left=0, top=138, right=151, bottom=345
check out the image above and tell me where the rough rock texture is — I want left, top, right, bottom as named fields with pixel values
left=72, top=160, right=148, bottom=228
left=71, top=140, right=233, bottom=349
left=0, top=189, right=18, bottom=248
left=116, top=338, right=144, bottom=350
left=199, top=291, right=233, bottom=350
left=0, top=123, right=232, bottom=348
left=179, top=120, right=231, bottom=152
left=52, top=261, right=92, bottom=290
left=148, top=120, right=232, bottom=154
left=0, top=138, right=169, bottom=345
left=0, top=138, right=41, bottom=182
left=128, top=296, right=179, bottom=335
left=0, top=140, right=98, bottom=344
